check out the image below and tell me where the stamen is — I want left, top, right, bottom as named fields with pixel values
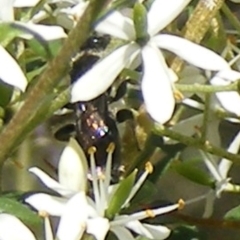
left=38, top=210, right=49, bottom=218
left=174, top=90, right=184, bottom=101
left=88, top=146, right=97, bottom=155
left=104, top=143, right=114, bottom=193
left=204, top=140, right=210, bottom=146
left=178, top=199, right=185, bottom=210
left=107, top=142, right=115, bottom=153
left=145, top=162, right=153, bottom=174
left=88, top=146, right=100, bottom=212
left=145, top=209, right=155, bottom=218
left=98, top=171, right=105, bottom=181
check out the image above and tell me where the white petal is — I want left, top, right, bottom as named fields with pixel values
left=125, top=220, right=153, bottom=239
left=142, top=223, right=171, bottom=240
left=218, top=131, right=240, bottom=178
left=14, top=0, right=40, bottom=7
left=25, top=193, right=67, bottom=216
left=110, top=226, right=135, bottom=240
left=182, top=99, right=205, bottom=113
left=0, top=214, right=36, bottom=240
left=0, top=45, right=27, bottom=91
left=153, top=34, right=229, bottom=70
left=56, top=2, right=89, bottom=29
left=216, top=69, right=240, bottom=82
left=29, top=167, right=75, bottom=197
left=141, top=44, right=175, bottom=123
left=125, top=220, right=171, bottom=240
left=203, top=190, right=215, bottom=218
left=57, top=193, right=89, bottom=240
left=0, top=0, right=14, bottom=21
left=59, top=138, right=88, bottom=192
left=210, top=75, right=240, bottom=115
left=95, top=11, right=135, bottom=40
left=86, top=217, right=110, bottom=240
left=14, top=22, right=67, bottom=40
left=71, top=43, right=139, bottom=102
left=148, top=0, right=192, bottom=36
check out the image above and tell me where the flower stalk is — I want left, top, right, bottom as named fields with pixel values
left=175, top=81, right=239, bottom=93
left=153, top=124, right=240, bottom=164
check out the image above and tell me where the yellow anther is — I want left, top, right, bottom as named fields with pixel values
left=118, top=165, right=126, bottom=173
left=106, top=142, right=115, bottom=153
left=178, top=199, right=185, bottom=210
left=88, top=146, right=97, bottom=155
left=38, top=210, right=49, bottom=218
left=145, top=162, right=153, bottom=174
left=204, top=140, right=210, bottom=146
left=174, top=90, right=184, bottom=101
left=98, top=172, right=106, bottom=181
left=145, top=209, right=155, bottom=218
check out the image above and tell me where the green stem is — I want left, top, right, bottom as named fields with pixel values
left=175, top=81, right=238, bottom=93
left=201, top=93, right=211, bottom=142
left=0, top=0, right=109, bottom=163
left=11, top=88, right=70, bottom=155
left=221, top=3, right=240, bottom=35
left=153, top=124, right=240, bottom=164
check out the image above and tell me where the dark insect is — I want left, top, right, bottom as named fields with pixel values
left=73, top=94, right=121, bottom=176
left=54, top=33, right=122, bottom=180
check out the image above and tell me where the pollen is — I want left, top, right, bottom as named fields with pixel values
left=38, top=210, right=49, bottom=218
left=106, top=142, right=115, bottom=153
left=145, top=162, right=153, bottom=174
left=88, top=146, right=97, bottom=155
left=145, top=209, right=155, bottom=218
left=178, top=199, right=185, bottom=210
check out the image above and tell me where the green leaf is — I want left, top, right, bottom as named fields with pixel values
left=0, top=197, right=42, bottom=227
left=0, top=81, right=13, bottom=107
left=27, top=64, right=46, bottom=81
left=173, top=161, right=214, bottom=187
left=27, top=38, right=63, bottom=60
left=0, top=23, right=23, bottom=46
left=106, top=170, right=137, bottom=219
left=170, top=225, right=205, bottom=240
left=224, top=205, right=240, bottom=221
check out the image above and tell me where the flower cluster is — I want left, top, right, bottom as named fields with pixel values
left=25, top=138, right=184, bottom=240
left=70, top=0, right=240, bottom=124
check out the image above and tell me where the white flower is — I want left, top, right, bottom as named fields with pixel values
left=0, top=213, right=36, bottom=240
left=202, top=131, right=240, bottom=218
left=57, top=151, right=182, bottom=240
left=26, top=138, right=182, bottom=240
left=54, top=0, right=89, bottom=29
left=0, top=45, right=28, bottom=91
left=210, top=70, right=240, bottom=116
left=71, top=0, right=235, bottom=124
left=0, top=0, right=66, bottom=40
left=25, top=138, right=88, bottom=216
left=13, top=0, right=41, bottom=8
